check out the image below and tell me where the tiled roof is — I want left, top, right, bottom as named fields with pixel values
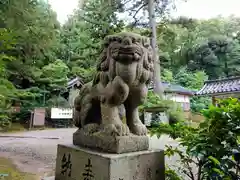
left=196, top=76, right=240, bottom=96
left=149, top=82, right=194, bottom=96
left=67, top=77, right=84, bottom=89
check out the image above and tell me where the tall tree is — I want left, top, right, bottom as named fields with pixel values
left=1, top=0, right=60, bottom=86
left=156, top=16, right=240, bottom=79
left=60, top=0, right=124, bottom=82
left=148, top=0, right=163, bottom=95
left=0, top=0, right=64, bottom=108
left=117, top=0, right=184, bottom=96
left=187, top=36, right=240, bottom=79
left=0, top=29, right=17, bottom=116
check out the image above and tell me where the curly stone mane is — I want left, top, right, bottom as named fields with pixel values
left=93, top=32, right=154, bottom=87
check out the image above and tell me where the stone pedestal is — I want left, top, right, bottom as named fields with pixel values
left=55, top=144, right=165, bottom=180
left=73, top=127, right=149, bottom=154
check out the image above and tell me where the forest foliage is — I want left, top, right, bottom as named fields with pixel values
left=0, top=0, right=240, bottom=126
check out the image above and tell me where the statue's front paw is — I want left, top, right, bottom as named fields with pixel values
left=105, top=76, right=129, bottom=105
left=101, top=123, right=130, bottom=136
left=116, top=123, right=130, bottom=136
left=130, top=123, right=148, bottom=136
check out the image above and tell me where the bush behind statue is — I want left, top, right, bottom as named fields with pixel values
left=151, top=98, right=240, bottom=180
left=139, top=90, right=185, bottom=126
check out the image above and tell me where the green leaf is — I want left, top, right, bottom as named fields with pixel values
left=208, top=156, right=221, bottom=166
left=212, top=168, right=224, bottom=176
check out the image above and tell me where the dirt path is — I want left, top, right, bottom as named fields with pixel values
left=0, top=128, right=179, bottom=179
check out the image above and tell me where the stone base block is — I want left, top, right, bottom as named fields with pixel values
left=73, top=129, right=149, bottom=154
left=55, top=144, right=165, bottom=180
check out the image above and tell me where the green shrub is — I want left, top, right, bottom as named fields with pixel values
left=11, top=107, right=31, bottom=125
left=167, top=103, right=184, bottom=125
left=140, top=90, right=185, bottom=125
left=46, top=96, right=69, bottom=107
left=0, top=114, right=11, bottom=130
left=190, top=96, right=212, bottom=113
left=151, top=98, right=240, bottom=180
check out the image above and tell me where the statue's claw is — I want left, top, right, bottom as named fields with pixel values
left=130, top=122, right=148, bottom=136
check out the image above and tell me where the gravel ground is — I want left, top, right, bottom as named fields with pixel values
left=0, top=128, right=179, bottom=178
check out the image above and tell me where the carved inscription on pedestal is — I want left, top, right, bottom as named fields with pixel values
left=60, top=153, right=72, bottom=177
left=82, top=158, right=94, bottom=180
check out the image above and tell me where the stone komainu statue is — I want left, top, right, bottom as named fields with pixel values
left=73, top=32, right=153, bottom=137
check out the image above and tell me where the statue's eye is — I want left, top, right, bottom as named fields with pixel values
left=104, top=42, right=109, bottom=47
left=117, top=38, right=122, bottom=43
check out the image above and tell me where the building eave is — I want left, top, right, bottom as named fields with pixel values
left=195, top=90, right=240, bottom=97
left=195, top=76, right=240, bottom=96
left=148, top=87, right=194, bottom=96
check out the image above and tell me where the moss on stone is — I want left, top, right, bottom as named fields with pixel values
left=0, top=157, right=39, bottom=180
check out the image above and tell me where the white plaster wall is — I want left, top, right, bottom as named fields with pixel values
left=164, top=93, right=190, bottom=103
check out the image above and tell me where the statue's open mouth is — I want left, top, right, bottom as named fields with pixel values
left=116, top=46, right=142, bottom=62
left=119, top=47, right=134, bottom=54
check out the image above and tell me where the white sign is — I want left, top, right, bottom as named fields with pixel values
left=51, top=108, right=73, bottom=119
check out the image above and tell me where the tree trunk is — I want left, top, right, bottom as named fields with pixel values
left=148, top=0, right=164, bottom=96
left=79, top=0, right=85, bottom=8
